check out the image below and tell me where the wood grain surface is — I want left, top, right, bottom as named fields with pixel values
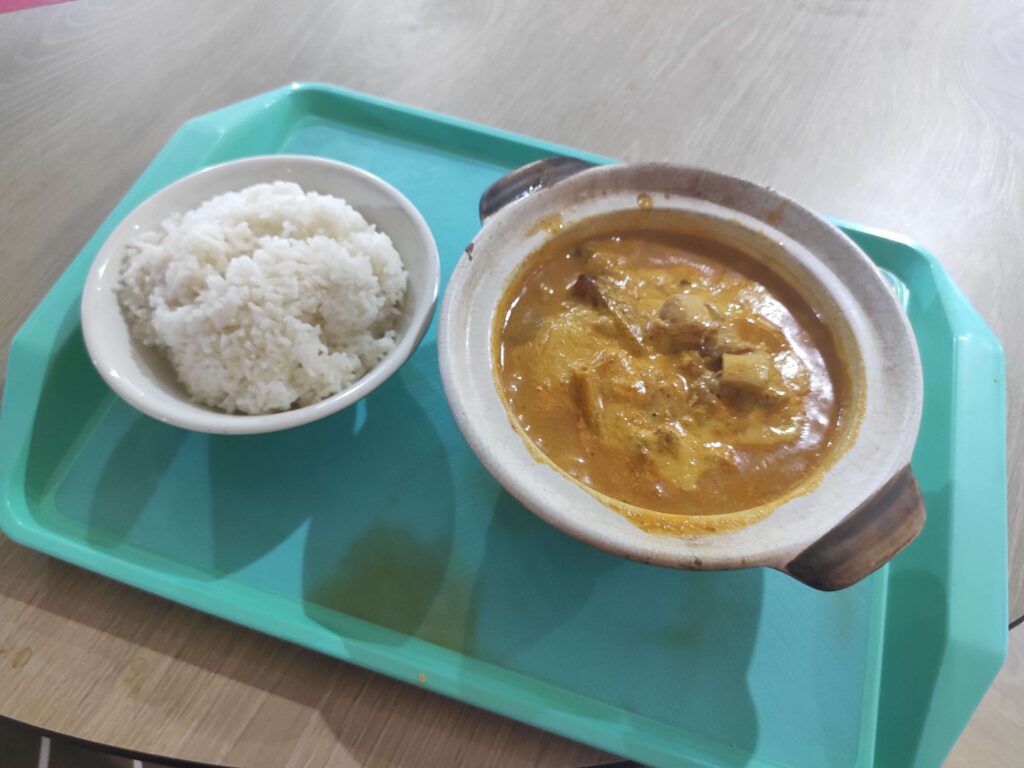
left=0, top=0, right=1020, bottom=766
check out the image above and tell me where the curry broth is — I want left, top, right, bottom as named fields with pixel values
left=494, top=210, right=856, bottom=517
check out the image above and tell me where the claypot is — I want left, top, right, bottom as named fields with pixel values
left=438, top=159, right=924, bottom=590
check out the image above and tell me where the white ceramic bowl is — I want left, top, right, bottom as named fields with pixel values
left=82, top=155, right=439, bottom=434
left=439, top=160, right=924, bottom=590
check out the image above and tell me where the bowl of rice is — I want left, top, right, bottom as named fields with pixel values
left=81, top=155, right=439, bottom=434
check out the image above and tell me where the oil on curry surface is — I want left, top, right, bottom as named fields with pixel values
left=494, top=210, right=856, bottom=529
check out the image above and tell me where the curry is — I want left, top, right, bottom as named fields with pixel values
left=494, top=210, right=856, bottom=517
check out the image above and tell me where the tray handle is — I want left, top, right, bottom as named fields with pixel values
left=479, top=156, right=596, bottom=222
left=784, top=466, right=926, bottom=590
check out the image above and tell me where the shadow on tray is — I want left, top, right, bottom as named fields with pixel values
left=300, top=368, right=459, bottom=646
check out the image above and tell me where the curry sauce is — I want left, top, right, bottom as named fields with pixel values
left=494, top=210, right=856, bottom=517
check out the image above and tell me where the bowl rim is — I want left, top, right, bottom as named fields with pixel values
left=438, top=161, right=923, bottom=574
left=81, top=154, right=440, bottom=435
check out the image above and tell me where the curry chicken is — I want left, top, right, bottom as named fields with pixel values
left=494, top=212, right=855, bottom=517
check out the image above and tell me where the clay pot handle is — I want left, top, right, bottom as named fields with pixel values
left=785, top=466, right=926, bottom=591
left=479, top=156, right=596, bottom=222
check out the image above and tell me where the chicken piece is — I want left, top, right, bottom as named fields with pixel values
left=569, top=274, right=645, bottom=351
left=571, top=366, right=604, bottom=434
left=659, top=293, right=714, bottom=336
left=691, top=370, right=721, bottom=404
left=569, top=274, right=603, bottom=307
left=653, top=293, right=716, bottom=350
left=703, top=326, right=757, bottom=358
left=721, top=352, right=773, bottom=394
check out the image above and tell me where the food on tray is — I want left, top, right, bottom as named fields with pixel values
left=118, top=182, right=407, bottom=415
left=494, top=213, right=856, bottom=515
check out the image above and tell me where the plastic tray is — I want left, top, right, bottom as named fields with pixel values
left=0, top=83, right=1007, bottom=768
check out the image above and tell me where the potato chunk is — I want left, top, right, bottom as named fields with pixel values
left=721, top=352, right=773, bottom=393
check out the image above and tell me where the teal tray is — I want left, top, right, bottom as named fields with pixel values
left=0, top=84, right=1007, bottom=768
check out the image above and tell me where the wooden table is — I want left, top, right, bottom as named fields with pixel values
left=1, top=1, right=1020, bottom=765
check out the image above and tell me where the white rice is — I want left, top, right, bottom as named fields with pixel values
left=118, top=181, right=408, bottom=415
